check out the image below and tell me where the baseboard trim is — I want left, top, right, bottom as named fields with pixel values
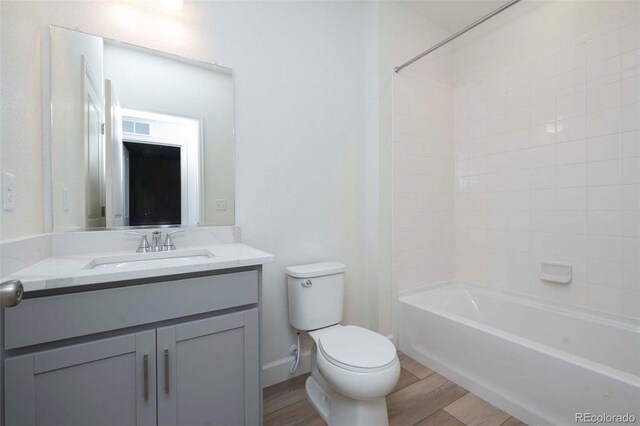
left=262, top=351, right=312, bottom=388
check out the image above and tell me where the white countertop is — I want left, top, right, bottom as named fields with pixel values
left=5, top=243, right=273, bottom=294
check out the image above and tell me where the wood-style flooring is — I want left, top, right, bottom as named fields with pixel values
left=263, top=352, right=526, bottom=426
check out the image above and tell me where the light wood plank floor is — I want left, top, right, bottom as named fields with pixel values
left=264, top=352, right=527, bottom=426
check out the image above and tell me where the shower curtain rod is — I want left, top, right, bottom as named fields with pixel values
left=394, top=0, right=522, bottom=73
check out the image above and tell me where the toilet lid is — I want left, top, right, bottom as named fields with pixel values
left=318, top=326, right=397, bottom=370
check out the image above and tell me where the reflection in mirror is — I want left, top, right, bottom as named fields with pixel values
left=50, top=26, right=234, bottom=231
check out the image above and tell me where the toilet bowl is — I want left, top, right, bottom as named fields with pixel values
left=313, top=325, right=400, bottom=400
left=286, top=262, right=400, bottom=426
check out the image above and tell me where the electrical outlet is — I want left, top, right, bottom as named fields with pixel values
left=215, top=199, right=227, bottom=211
left=3, top=172, right=16, bottom=211
left=63, top=188, right=70, bottom=212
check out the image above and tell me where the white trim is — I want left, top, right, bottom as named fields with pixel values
left=261, top=351, right=312, bottom=388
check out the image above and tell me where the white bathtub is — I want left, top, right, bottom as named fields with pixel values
left=399, top=282, right=640, bottom=425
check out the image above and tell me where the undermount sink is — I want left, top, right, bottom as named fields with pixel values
left=83, top=249, right=216, bottom=271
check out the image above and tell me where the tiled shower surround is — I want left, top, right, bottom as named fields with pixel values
left=393, top=1, right=639, bottom=318
left=393, top=66, right=456, bottom=294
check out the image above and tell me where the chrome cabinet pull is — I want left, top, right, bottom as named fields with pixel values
left=164, top=349, right=170, bottom=395
left=0, top=279, right=23, bottom=307
left=143, top=354, right=149, bottom=402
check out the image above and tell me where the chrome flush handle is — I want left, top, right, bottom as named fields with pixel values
left=301, top=280, right=312, bottom=287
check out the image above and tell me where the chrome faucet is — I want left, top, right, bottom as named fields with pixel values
left=127, top=230, right=185, bottom=253
left=151, top=231, right=163, bottom=252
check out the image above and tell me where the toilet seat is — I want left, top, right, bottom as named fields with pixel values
left=318, top=325, right=397, bottom=373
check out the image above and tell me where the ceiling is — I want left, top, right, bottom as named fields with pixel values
left=401, top=1, right=511, bottom=33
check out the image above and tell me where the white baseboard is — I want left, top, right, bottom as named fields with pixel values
left=262, top=351, right=312, bottom=388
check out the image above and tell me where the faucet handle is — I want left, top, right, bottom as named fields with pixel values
left=163, top=230, right=185, bottom=251
left=126, top=231, right=150, bottom=253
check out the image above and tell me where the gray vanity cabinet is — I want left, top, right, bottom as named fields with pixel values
left=2, top=270, right=263, bottom=426
left=4, top=330, right=157, bottom=426
left=4, top=310, right=260, bottom=426
left=156, top=309, right=260, bottom=426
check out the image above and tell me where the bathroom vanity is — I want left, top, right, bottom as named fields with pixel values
left=0, top=227, right=273, bottom=426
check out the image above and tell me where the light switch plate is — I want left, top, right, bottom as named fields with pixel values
left=3, top=172, right=16, bottom=211
left=215, top=199, right=227, bottom=211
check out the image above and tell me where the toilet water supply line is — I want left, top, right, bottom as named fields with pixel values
left=290, top=332, right=301, bottom=374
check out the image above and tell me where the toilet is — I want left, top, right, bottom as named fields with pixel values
left=287, top=262, right=400, bottom=426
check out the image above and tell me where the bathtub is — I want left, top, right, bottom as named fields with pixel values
left=398, top=282, right=640, bottom=425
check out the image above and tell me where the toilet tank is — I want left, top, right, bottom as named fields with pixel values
left=287, top=262, right=346, bottom=331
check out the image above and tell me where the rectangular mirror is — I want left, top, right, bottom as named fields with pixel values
left=50, top=25, right=234, bottom=230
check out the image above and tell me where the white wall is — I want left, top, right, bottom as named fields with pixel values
left=382, top=2, right=453, bottom=337
left=104, top=42, right=235, bottom=226
left=0, top=0, right=380, bottom=381
left=452, top=1, right=640, bottom=317
left=0, top=1, right=44, bottom=240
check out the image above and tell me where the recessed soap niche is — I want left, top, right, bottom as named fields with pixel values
left=541, top=261, right=572, bottom=284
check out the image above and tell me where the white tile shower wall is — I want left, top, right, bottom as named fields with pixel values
left=393, top=68, right=456, bottom=293
left=453, top=2, right=640, bottom=317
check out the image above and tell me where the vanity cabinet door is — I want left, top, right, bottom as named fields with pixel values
left=156, top=309, right=260, bottom=426
left=4, top=330, right=157, bottom=426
